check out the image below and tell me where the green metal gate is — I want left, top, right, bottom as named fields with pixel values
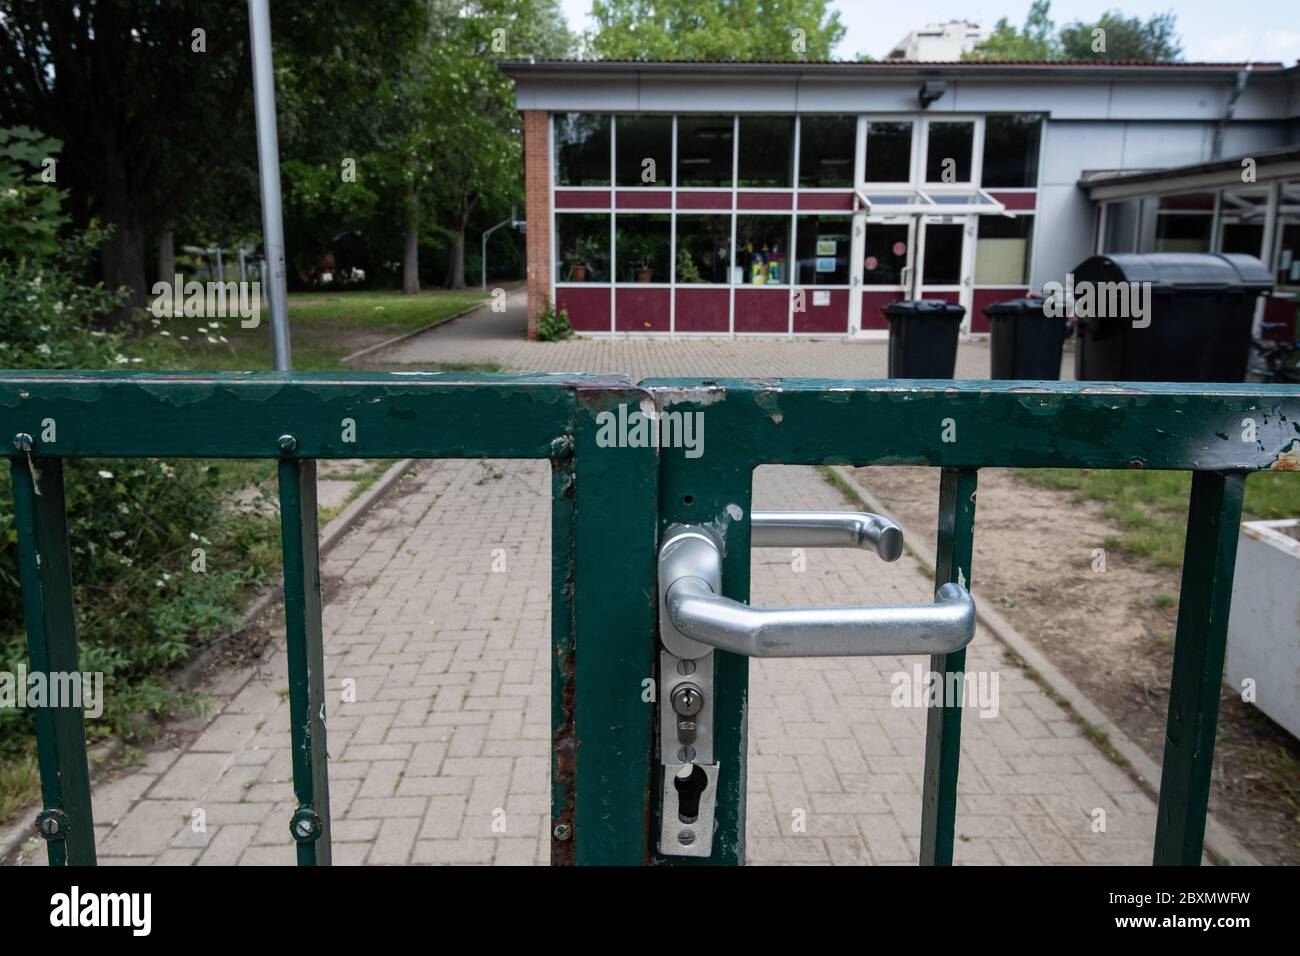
left=3, top=371, right=1297, bottom=866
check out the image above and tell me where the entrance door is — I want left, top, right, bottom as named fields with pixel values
left=916, top=215, right=974, bottom=330
left=857, top=216, right=914, bottom=333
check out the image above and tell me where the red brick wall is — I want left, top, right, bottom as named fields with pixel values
left=523, top=110, right=551, bottom=339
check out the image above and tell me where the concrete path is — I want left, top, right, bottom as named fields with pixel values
left=18, top=459, right=1153, bottom=866
left=370, top=290, right=1075, bottom=382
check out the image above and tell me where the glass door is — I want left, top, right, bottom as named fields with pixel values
left=916, top=215, right=975, bottom=329
left=857, top=216, right=914, bottom=332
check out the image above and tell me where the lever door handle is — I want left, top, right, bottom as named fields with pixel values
left=751, top=510, right=903, bottom=561
left=658, top=524, right=974, bottom=660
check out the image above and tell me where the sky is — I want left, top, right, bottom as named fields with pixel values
left=556, top=0, right=1300, bottom=63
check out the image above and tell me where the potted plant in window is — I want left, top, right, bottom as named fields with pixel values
left=623, top=235, right=657, bottom=283
left=566, top=238, right=597, bottom=282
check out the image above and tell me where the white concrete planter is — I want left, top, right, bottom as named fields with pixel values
left=1226, top=519, right=1300, bottom=740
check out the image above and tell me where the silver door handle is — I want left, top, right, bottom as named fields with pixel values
left=666, top=575, right=973, bottom=658
left=751, top=510, right=903, bottom=560
left=658, top=523, right=974, bottom=660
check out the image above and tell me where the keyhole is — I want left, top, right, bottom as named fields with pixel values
left=673, top=764, right=708, bottom=824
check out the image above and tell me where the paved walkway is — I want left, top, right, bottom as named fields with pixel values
left=19, top=459, right=1153, bottom=866
left=373, top=289, right=1075, bottom=382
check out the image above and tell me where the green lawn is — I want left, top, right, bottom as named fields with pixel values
left=131, top=288, right=489, bottom=371
left=1019, top=468, right=1300, bottom=567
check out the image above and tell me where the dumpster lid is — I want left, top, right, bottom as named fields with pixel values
left=1072, top=253, right=1273, bottom=292
left=982, top=297, right=1048, bottom=316
left=882, top=298, right=966, bottom=316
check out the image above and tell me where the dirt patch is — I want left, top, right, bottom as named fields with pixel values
left=851, top=465, right=1300, bottom=865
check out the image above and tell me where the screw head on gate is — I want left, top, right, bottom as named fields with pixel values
left=289, top=807, right=323, bottom=843
left=552, top=823, right=572, bottom=841
left=549, top=434, right=574, bottom=460
left=35, top=808, right=69, bottom=842
left=13, top=433, right=33, bottom=453
left=278, top=434, right=297, bottom=454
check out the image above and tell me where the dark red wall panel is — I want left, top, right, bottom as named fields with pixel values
left=615, top=287, right=671, bottom=332
left=794, top=287, right=849, bottom=334
left=734, top=288, right=789, bottom=333
left=556, top=286, right=610, bottom=332
left=674, top=287, right=730, bottom=333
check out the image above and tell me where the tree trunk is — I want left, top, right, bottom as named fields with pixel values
left=444, top=229, right=466, bottom=290
left=402, top=182, right=420, bottom=295
left=102, top=215, right=149, bottom=324
left=156, top=222, right=176, bottom=286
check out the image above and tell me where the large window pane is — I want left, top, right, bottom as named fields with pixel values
left=795, top=215, right=851, bottom=285
left=738, top=116, right=794, bottom=187
left=677, top=115, right=734, bottom=187
left=799, top=115, right=856, bottom=188
left=1154, top=193, right=1213, bottom=253
left=1218, top=187, right=1268, bottom=257
left=735, top=215, right=792, bottom=285
left=865, top=121, right=912, bottom=182
left=976, top=216, right=1033, bottom=284
left=554, top=113, right=610, bottom=186
left=676, top=214, right=731, bottom=284
left=556, top=214, right=610, bottom=283
left=921, top=222, right=963, bottom=284
left=925, top=122, right=974, bottom=183
left=615, top=214, right=671, bottom=283
left=981, top=115, right=1042, bottom=188
left=616, top=116, right=671, bottom=187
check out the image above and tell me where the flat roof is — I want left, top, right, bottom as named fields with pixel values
left=1082, top=145, right=1300, bottom=189
left=500, top=58, right=1290, bottom=80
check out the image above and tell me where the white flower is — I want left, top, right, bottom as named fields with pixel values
left=98, top=470, right=113, bottom=479
left=36, top=343, right=51, bottom=355
left=131, top=357, right=142, bottom=363
left=114, top=354, right=129, bottom=364
left=206, top=336, right=218, bottom=344
left=179, top=335, right=189, bottom=341
left=189, top=532, right=200, bottom=540
left=160, top=330, right=172, bottom=337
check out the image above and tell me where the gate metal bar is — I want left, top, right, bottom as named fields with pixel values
left=919, top=466, right=977, bottom=866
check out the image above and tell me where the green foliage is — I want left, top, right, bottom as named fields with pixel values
left=966, top=0, right=1058, bottom=60
left=587, top=0, right=845, bottom=61
left=1058, top=10, right=1181, bottom=61
left=966, top=2, right=1182, bottom=62
left=536, top=303, right=573, bottom=341
left=0, top=127, right=67, bottom=258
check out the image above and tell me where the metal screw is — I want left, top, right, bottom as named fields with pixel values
left=676, top=659, right=696, bottom=676
left=549, top=434, right=574, bottom=460
left=677, top=829, right=696, bottom=846
left=278, top=434, right=297, bottom=453
left=677, top=746, right=696, bottom=762
left=552, top=823, right=572, bottom=841
left=13, top=433, right=33, bottom=452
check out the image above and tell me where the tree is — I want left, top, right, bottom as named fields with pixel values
left=588, top=0, right=845, bottom=61
left=966, top=2, right=1183, bottom=63
left=1058, top=10, right=1182, bottom=61
left=965, top=0, right=1057, bottom=60
left=0, top=1, right=416, bottom=318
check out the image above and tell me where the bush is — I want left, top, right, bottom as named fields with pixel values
left=0, top=127, right=278, bottom=759
left=536, top=302, right=573, bottom=341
